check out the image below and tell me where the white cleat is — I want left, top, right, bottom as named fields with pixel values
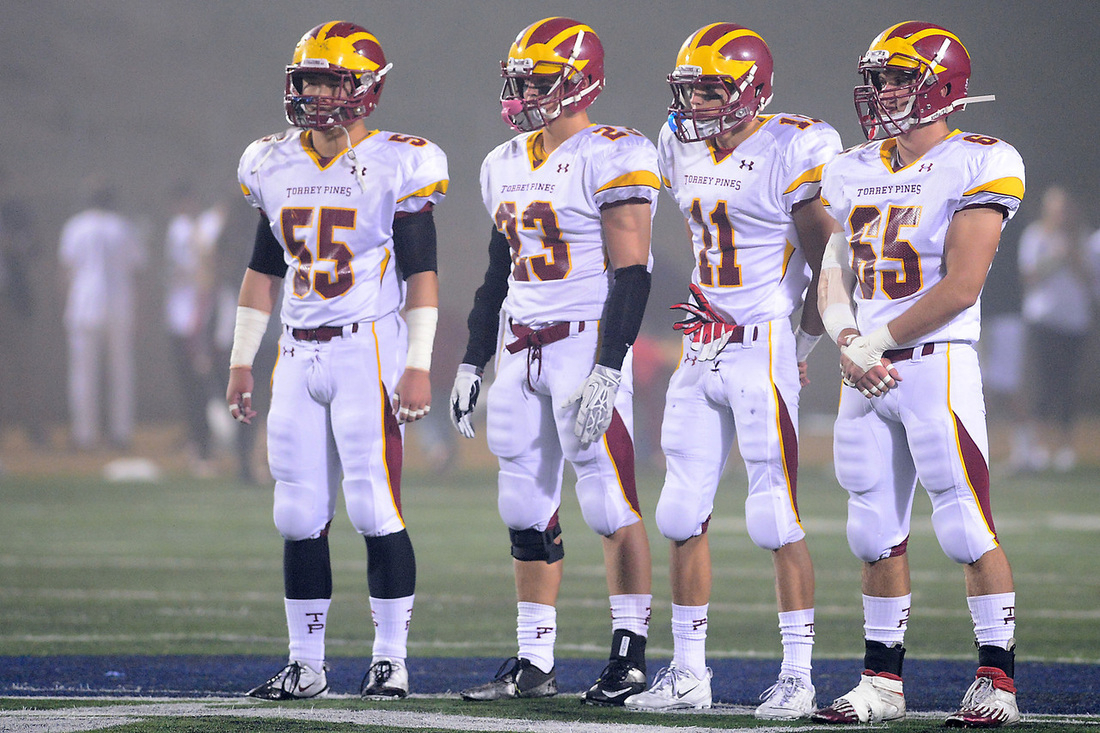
left=360, top=658, right=410, bottom=699
left=811, top=670, right=905, bottom=723
left=247, top=661, right=328, bottom=700
left=624, top=663, right=712, bottom=711
left=945, top=666, right=1021, bottom=728
left=755, top=673, right=816, bottom=720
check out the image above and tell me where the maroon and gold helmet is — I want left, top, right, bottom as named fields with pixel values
left=284, top=21, right=391, bottom=131
left=854, top=21, right=991, bottom=139
left=666, top=23, right=774, bottom=143
left=500, top=17, right=605, bottom=132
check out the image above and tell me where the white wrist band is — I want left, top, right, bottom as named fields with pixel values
left=794, top=326, right=823, bottom=362
left=404, top=306, right=438, bottom=371
left=229, top=306, right=270, bottom=368
left=822, top=302, right=859, bottom=345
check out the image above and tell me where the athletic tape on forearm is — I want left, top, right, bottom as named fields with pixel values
left=822, top=302, right=859, bottom=345
left=405, top=306, right=438, bottom=371
left=229, top=306, right=270, bottom=368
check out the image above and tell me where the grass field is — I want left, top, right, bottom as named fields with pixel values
left=1, top=439, right=1098, bottom=731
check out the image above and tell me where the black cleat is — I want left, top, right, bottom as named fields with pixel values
left=582, top=657, right=647, bottom=706
left=247, top=661, right=328, bottom=700
left=461, top=657, right=557, bottom=701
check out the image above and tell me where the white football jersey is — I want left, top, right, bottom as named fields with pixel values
left=658, top=114, right=842, bottom=325
left=238, top=128, right=448, bottom=329
left=821, top=130, right=1025, bottom=345
left=480, top=124, right=660, bottom=325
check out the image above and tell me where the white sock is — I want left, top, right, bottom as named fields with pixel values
left=285, top=597, right=331, bottom=673
left=671, top=603, right=708, bottom=679
left=517, top=601, right=556, bottom=673
left=609, top=593, right=652, bottom=636
left=968, top=592, right=1016, bottom=649
left=778, top=608, right=814, bottom=683
left=369, top=595, right=414, bottom=661
left=863, top=594, right=911, bottom=646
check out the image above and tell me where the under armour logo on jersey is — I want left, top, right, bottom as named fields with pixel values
left=282, top=346, right=295, bottom=357
left=919, top=163, right=934, bottom=172
left=557, top=163, right=570, bottom=173
left=740, top=159, right=755, bottom=170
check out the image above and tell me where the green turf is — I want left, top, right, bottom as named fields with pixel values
left=1, top=463, right=1097, bottom=663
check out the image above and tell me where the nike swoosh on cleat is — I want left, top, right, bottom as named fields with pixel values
left=599, top=687, right=635, bottom=698
left=674, top=684, right=700, bottom=699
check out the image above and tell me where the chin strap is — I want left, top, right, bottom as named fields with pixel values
left=341, top=125, right=368, bottom=193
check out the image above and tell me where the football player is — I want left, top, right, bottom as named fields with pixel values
left=226, top=21, right=447, bottom=701
left=449, top=17, right=657, bottom=706
left=622, top=24, right=840, bottom=719
left=811, top=22, right=1024, bottom=728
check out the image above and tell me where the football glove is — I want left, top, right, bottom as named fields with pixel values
left=450, top=364, right=482, bottom=439
left=672, top=283, right=735, bottom=361
left=566, top=364, right=621, bottom=445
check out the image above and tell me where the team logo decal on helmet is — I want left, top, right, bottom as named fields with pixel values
left=667, top=23, right=774, bottom=144
left=500, top=17, right=605, bottom=132
left=854, top=21, right=995, bottom=140
left=285, top=21, right=392, bottom=131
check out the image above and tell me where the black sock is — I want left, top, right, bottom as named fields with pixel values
left=864, top=639, right=905, bottom=677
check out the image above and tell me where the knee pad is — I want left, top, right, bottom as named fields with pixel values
left=655, top=479, right=709, bottom=542
left=497, top=461, right=558, bottom=531
left=574, top=469, right=636, bottom=538
left=744, top=493, right=804, bottom=551
left=930, top=498, right=998, bottom=564
left=273, top=481, right=332, bottom=541
left=845, top=497, right=910, bottom=563
left=510, top=524, right=564, bottom=563
left=344, top=478, right=405, bottom=537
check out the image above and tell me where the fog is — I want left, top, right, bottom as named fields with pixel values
left=3, top=0, right=1098, bottom=435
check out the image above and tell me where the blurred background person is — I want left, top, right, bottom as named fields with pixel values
left=164, top=182, right=225, bottom=476
left=58, top=179, right=147, bottom=451
left=1017, top=184, right=1091, bottom=472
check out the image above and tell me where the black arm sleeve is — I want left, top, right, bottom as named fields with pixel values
left=461, top=227, right=512, bottom=369
left=392, top=207, right=438, bottom=279
left=597, top=264, right=651, bottom=370
left=247, top=213, right=288, bottom=277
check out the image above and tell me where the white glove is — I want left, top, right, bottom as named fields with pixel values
left=565, top=364, right=621, bottom=444
left=450, top=364, right=482, bottom=439
left=689, top=322, right=735, bottom=361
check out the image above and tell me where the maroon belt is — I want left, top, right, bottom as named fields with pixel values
left=506, top=321, right=585, bottom=353
left=883, top=342, right=937, bottom=362
left=289, top=323, right=359, bottom=342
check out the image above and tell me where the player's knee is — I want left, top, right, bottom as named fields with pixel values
left=273, top=484, right=328, bottom=541
left=509, top=525, right=564, bottom=564
left=931, top=504, right=996, bottom=564
left=655, top=488, right=705, bottom=542
left=344, top=479, right=404, bottom=536
left=574, top=471, right=635, bottom=537
left=845, top=513, right=908, bottom=563
left=497, top=468, right=550, bottom=530
left=744, top=496, right=803, bottom=551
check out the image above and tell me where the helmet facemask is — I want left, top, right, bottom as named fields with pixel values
left=285, top=60, right=390, bottom=131
left=666, top=64, right=767, bottom=144
left=500, top=57, right=593, bottom=132
left=854, top=48, right=937, bottom=139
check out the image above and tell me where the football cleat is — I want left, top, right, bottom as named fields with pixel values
left=624, top=663, right=712, bottom=711
left=247, top=661, right=328, bottom=700
left=945, top=666, right=1021, bottom=728
left=360, top=658, right=409, bottom=700
left=582, top=658, right=647, bottom=706
left=811, top=670, right=905, bottom=723
left=460, top=657, right=557, bottom=701
left=755, top=674, right=816, bottom=720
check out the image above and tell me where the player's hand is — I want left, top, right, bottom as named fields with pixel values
left=565, top=364, right=621, bottom=445
left=798, top=360, right=810, bottom=387
left=671, top=283, right=722, bottom=333
left=688, top=321, right=735, bottom=361
left=226, top=367, right=257, bottom=425
left=839, top=348, right=901, bottom=398
left=450, top=364, right=482, bottom=439
left=393, top=368, right=431, bottom=424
